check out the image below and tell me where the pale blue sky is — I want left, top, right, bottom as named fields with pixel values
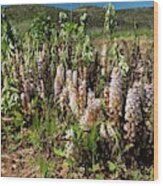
left=47, top=1, right=154, bottom=10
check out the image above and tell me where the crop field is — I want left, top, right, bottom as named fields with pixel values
left=1, top=4, right=154, bottom=180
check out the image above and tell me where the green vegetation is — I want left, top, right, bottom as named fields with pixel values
left=2, top=5, right=154, bottom=38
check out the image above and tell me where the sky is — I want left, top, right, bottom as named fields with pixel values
left=47, top=1, right=154, bottom=10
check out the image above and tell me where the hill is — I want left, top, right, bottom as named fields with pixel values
left=2, top=4, right=154, bottom=36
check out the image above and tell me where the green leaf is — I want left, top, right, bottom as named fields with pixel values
left=13, top=111, right=24, bottom=128
left=53, top=148, right=65, bottom=157
left=39, top=157, right=49, bottom=177
left=88, top=123, right=97, bottom=152
left=96, top=173, right=104, bottom=180
left=108, top=161, right=117, bottom=172
left=71, top=123, right=81, bottom=141
left=122, top=143, right=134, bottom=154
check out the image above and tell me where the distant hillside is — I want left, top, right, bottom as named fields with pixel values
left=73, top=5, right=154, bottom=30
left=2, top=5, right=69, bottom=24
left=2, top=5, right=154, bottom=34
